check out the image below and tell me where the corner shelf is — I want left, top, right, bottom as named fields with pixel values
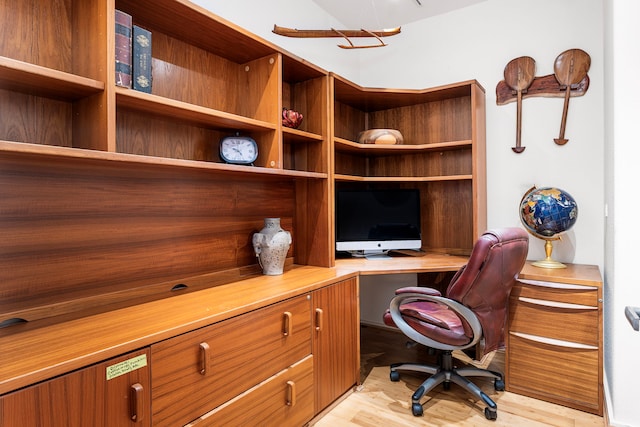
left=334, top=137, right=472, bottom=155
left=334, top=174, right=473, bottom=182
left=331, top=76, right=486, bottom=254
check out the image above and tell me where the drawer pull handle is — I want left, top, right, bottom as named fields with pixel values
left=199, top=342, right=210, bottom=375
left=518, top=296, right=596, bottom=310
left=315, top=308, right=324, bottom=332
left=510, top=331, right=598, bottom=350
left=129, top=383, right=144, bottom=422
left=283, top=311, right=292, bottom=336
left=286, top=380, right=296, bottom=406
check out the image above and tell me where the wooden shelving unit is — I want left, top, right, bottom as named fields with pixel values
left=0, top=0, right=485, bottom=425
left=331, top=74, right=486, bottom=254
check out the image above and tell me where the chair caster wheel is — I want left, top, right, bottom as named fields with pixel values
left=484, top=407, right=497, bottom=420
left=412, top=402, right=423, bottom=416
left=390, top=370, right=400, bottom=382
left=443, top=381, right=450, bottom=391
left=494, top=379, right=505, bottom=391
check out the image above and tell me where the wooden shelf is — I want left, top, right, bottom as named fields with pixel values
left=0, top=140, right=327, bottom=179
left=0, top=56, right=104, bottom=100
left=283, top=127, right=324, bottom=143
left=334, top=137, right=472, bottom=154
left=334, top=173, right=472, bottom=182
left=116, top=87, right=277, bottom=132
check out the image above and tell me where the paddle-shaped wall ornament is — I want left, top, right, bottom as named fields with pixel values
left=496, top=49, right=591, bottom=152
left=503, top=56, right=536, bottom=153
left=553, top=49, right=591, bottom=145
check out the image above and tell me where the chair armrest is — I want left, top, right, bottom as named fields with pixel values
left=395, top=286, right=442, bottom=297
left=388, top=292, right=482, bottom=351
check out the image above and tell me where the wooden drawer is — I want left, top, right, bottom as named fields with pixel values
left=506, top=332, right=601, bottom=414
left=508, top=297, right=599, bottom=346
left=185, top=355, right=315, bottom=427
left=515, top=278, right=599, bottom=306
left=151, top=294, right=312, bottom=427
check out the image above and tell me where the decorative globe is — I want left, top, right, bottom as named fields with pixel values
left=519, top=186, right=578, bottom=268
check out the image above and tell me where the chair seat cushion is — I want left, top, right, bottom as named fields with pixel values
left=384, top=301, right=472, bottom=346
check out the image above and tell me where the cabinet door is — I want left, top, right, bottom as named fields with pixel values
left=151, top=294, right=312, bottom=426
left=0, top=349, right=150, bottom=427
left=312, top=277, right=359, bottom=412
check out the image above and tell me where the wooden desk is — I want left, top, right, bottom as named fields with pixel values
left=335, top=252, right=468, bottom=276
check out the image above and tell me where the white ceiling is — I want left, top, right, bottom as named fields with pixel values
left=312, top=0, right=486, bottom=29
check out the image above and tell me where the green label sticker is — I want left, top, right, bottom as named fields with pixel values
left=106, top=354, right=148, bottom=381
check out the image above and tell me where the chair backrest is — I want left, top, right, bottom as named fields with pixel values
left=446, top=228, right=529, bottom=355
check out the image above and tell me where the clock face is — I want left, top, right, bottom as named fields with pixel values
left=219, top=136, right=258, bottom=165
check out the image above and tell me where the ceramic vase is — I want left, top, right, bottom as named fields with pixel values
left=253, top=218, right=292, bottom=275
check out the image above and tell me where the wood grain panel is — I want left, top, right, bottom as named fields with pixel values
left=333, top=101, right=366, bottom=141
left=0, top=349, right=151, bottom=427
left=508, top=300, right=599, bottom=346
left=186, top=355, right=314, bottom=427
left=512, top=280, right=598, bottom=306
left=368, top=148, right=471, bottom=177
left=367, top=97, right=471, bottom=144
left=0, top=0, right=73, bottom=72
left=0, top=89, right=73, bottom=146
left=420, top=181, right=474, bottom=253
left=0, top=154, right=295, bottom=313
left=151, top=294, right=311, bottom=426
left=151, top=32, right=240, bottom=113
left=507, top=334, right=600, bottom=414
left=313, top=278, right=359, bottom=412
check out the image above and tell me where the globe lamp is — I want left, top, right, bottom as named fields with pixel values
left=519, top=186, right=578, bottom=268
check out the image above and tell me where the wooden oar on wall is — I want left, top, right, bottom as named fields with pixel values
left=273, top=25, right=401, bottom=49
left=553, top=49, right=591, bottom=145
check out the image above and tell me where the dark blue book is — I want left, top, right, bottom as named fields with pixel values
left=132, top=25, right=152, bottom=93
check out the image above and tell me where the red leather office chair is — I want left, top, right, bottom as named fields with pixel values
left=383, top=228, right=529, bottom=420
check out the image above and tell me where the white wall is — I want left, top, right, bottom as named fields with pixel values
left=604, top=1, right=640, bottom=426
left=191, top=0, right=637, bottom=424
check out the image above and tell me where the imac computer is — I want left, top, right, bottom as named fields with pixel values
left=335, top=188, right=422, bottom=259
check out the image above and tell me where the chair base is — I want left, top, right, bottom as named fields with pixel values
left=389, top=351, right=504, bottom=420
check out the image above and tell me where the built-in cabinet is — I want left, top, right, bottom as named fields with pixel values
left=151, top=294, right=313, bottom=426
left=312, top=277, right=360, bottom=412
left=506, top=262, right=603, bottom=415
left=331, top=75, right=486, bottom=254
left=1, top=0, right=485, bottom=425
left=0, top=349, right=151, bottom=427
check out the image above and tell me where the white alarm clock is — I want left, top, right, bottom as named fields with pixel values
left=219, top=134, right=258, bottom=165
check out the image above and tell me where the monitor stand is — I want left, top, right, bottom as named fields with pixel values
left=348, top=250, right=392, bottom=260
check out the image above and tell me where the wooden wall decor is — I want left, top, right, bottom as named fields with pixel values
left=496, top=49, right=591, bottom=150
left=272, top=25, right=401, bottom=49
left=503, top=56, right=536, bottom=153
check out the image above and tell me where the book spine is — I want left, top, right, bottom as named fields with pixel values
left=114, top=10, right=132, bottom=88
left=132, top=25, right=152, bottom=93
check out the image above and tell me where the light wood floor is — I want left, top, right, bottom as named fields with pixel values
left=313, top=325, right=605, bottom=426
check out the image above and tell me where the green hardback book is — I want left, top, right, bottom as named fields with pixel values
left=132, top=25, right=152, bottom=93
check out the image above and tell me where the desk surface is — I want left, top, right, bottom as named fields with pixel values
left=335, top=252, right=468, bottom=276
